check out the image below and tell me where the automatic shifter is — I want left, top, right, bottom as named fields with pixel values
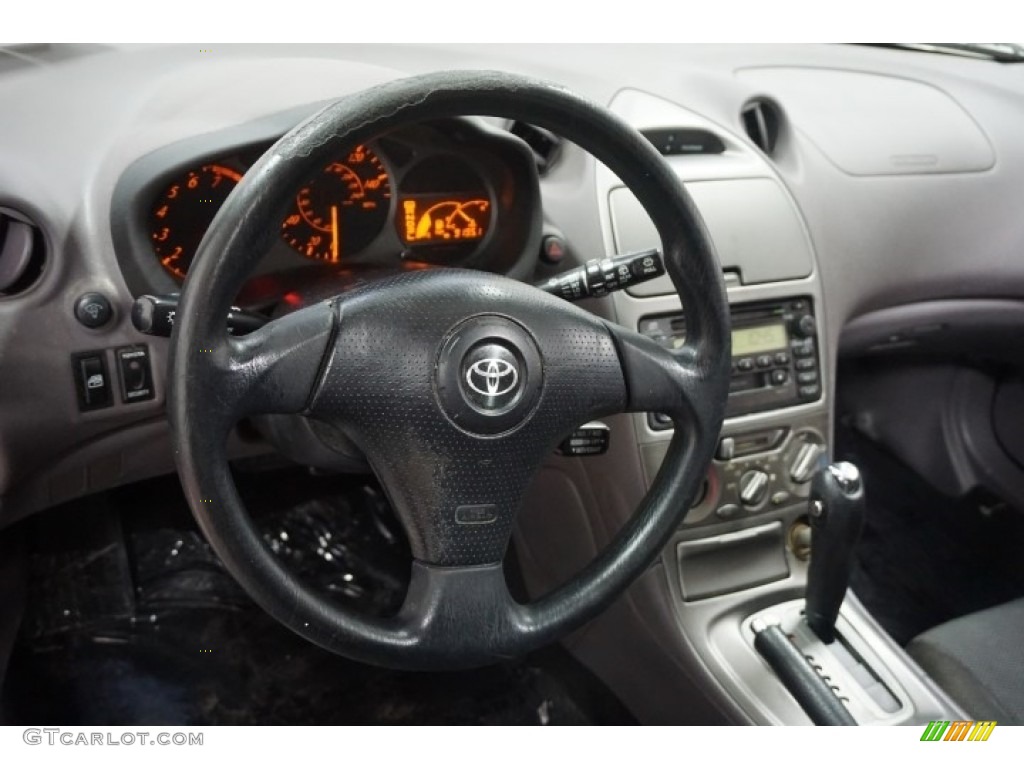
left=805, top=462, right=865, bottom=643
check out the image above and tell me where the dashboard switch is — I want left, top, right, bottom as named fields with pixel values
left=74, top=292, right=113, bottom=329
left=540, top=234, right=567, bottom=264
left=72, top=351, right=112, bottom=411
left=716, top=437, right=736, bottom=461
left=116, top=345, right=154, bottom=403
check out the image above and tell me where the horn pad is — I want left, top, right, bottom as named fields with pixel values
left=435, top=314, right=544, bottom=436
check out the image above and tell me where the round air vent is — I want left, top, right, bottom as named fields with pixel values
left=0, top=206, right=45, bottom=296
left=741, top=98, right=782, bottom=157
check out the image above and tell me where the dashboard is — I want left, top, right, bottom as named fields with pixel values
left=2, top=42, right=1024, bottom=543
left=3, top=42, right=1024, bottom=727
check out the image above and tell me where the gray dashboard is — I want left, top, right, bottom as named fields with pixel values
left=2, top=42, right=1024, bottom=530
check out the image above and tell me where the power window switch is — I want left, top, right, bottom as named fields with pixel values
left=116, top=345, right=154, bottom=403
left=72, top=351, right=113, bottom=411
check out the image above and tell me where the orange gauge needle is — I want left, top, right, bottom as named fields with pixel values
left=330, top=205, right=340, bottom=262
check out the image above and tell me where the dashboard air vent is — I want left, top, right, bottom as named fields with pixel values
left=0, top=207, right=45, bottom=296
left=641, top=128, right=725, bottom=156
left=741, top=99, right=781, bottom=156
left=508, top=121, right=562, bottom=174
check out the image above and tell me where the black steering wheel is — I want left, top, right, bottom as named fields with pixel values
left=168, top=71, right=730, bottom=670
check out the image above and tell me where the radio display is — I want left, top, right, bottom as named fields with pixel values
left=732, top=323, right=787, bottom=356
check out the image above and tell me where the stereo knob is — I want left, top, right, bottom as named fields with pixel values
left=739, top=469, right=770, bottom=507
left=793, top=314, right=817, bottom=338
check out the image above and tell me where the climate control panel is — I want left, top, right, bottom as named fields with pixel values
left=638, top=415, right=831, bottom=527
left=699, top=422, right=828, bottom=525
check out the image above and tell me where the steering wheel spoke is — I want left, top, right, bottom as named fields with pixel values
left=220, top=300, right=338, bottom=420
left=605, top=322, right=726, bottom=435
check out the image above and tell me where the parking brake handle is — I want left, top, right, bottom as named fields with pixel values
left=805, top=462, right=866, bottom=644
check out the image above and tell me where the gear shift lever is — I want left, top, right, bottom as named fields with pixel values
left=806, top=462, right=865, bottom=643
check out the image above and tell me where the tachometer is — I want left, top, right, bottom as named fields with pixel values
left=150, top=164, right=242, bottom=279
left=280, top=145, right=390, bottom=263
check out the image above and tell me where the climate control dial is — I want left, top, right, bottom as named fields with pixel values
left=739, top=469, right=770, bottom=507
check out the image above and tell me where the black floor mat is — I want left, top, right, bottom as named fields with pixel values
left=4, top=468, right=634, bottom=725
left=837, top=427, right=1024, bottom=646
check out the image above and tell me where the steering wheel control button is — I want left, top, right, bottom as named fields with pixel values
left=71, top=351, right=113, bottom=411
left=435, top=315, right=543, bottom=436
left=558, top=421, right=610, bottom=456
left=116, top=345, right=154, bottom=403
left=74, top=292, right=113, bottom=329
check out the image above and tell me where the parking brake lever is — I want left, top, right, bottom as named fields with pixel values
left=805, top=462, right=866, bottom=643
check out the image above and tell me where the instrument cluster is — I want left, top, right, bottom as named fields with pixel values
left=138, top=119, right=536, bottom=288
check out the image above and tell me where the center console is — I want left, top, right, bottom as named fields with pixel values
left=522, top=86, right=966, bottom=725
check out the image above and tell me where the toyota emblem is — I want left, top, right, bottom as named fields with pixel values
left=465, top=358, right=519, bottom=398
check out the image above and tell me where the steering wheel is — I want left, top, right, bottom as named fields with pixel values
left=168, top=71, right=730, bottom=670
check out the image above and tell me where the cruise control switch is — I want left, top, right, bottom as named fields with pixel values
left=805, top=462, right=866, bottom=643
left=536, top=249, right=665, bottom=302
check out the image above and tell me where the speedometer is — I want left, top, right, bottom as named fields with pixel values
left=280, top=145, right=391, bottom=263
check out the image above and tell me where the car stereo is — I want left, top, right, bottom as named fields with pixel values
left=640, top=297, right=821, bottom=425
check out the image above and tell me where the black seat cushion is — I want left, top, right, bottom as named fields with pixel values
left=907, top=597, right=1024, bottom=724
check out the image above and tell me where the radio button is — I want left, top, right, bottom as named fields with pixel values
left=795, top=357, right=816, bottom=371
left=774, top=351, right=790, bottom=365
left=791, top=340, right=815, bottom=357
left=756, top=354, right=773, bottom=369
left=794, top=314, right=817, bottom=338
left=770, top=369, right=789, bottom=386
left=737, top=357, right=755, bottom=372
left=797, top=370, right=819, bottom=384
left=798, top=384, right=821, bottom=400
